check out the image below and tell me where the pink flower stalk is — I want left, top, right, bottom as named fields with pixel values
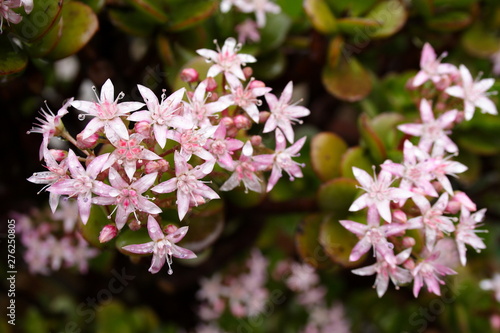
left=455, top=207, right=487, bottom=266
left=381, top=140, right=438, bottom=198
left=445, top=65, right=497, bottom=121
left=397, top=99, right=458, bottom=156
left=412, top=43, right=457, bottom=88
left=47, top=150, right=120, bottom=224
left=92, top=168, right=161, bottom=230
left=72, top=79, right=144, bottom=142
left=339, top=217, right=410, bottom=267
left=253, top=129, right=306, bottom=192
left=235, top=19, right=261, bottom=44
left=412, top=250, right=457, bottom=297
left=122, top=215, right=196, bottom=274
left=263, top=81, right=310, bottom=143
left=352, top=248, right=413, bottom=298
left=220, top=141, right=264, bottom=193
left=196, top=37, right=257, bottom=81
left=349, top=167, right=413, bottom=223
left=205, top=124, right=244, bottom=170
left=185, top=80, right=232, bottom=127
left=409, top=193, right=456, bottom=251
left=235, top=0, right=281, bottom=28
left=152, top=151, right=219, bottom=221
left=128, top=85, right=189, bottom=149
left=27, top=98, right=73, bottom=160
left=28, top=149, right=69, bottom=213
left=102, top=133, right=162, bottom=180
left=225, top=73, right=271, bottom=122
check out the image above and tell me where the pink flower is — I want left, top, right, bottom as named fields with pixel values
left=93, top=168, right=161, bottom=230
left=455, top=207, right=487, bottom=266
left=236, top=19, right=261, bottom=44
left=253, top=129, right=306, bottom=192
left=349, top=167, right=413, bottom=223
left=167, top=126, right=218, bottom=162
left=225, top=73, right=271, bottom=122
left=185, top=80, right=232, bottom=127
left=413, top=43, right=457, bottom=87
left=27, top=98, right=73, bottom=160
left=72, top=79, right=144, bottom=141
left=152, top=151, right=219, bottom=221
left=47, top=150, right=119, bottom=224
left=285, top=262, right=319, bottom=292
left=412, top=250, right=457, bottom=297
left=480, top=273, right=500, bottom=303
left=220, top=141, right=264, bottom=193
left=196, top=37, right=257, bottom=81
left=102, top=133, right=162, bottom=180
left=205, top=124, right=244, bottom=170
left=263, top=81, right=310, bottom=143
left=0, top=0, right=23, bottom=31
left=235, top=0, right=281, bottom=28
left=428, top=155, right=467, bottom=195
left=397, top=99, right=458, bottom=156
left=122, top=215, right=196, bottom=274
left=339, top=218, right=409, bottom=267
left=445, top=65, right=497, bottom=121
left=128, top=85, right=189, bottom=148
left=352, top=248, right=413, bottom=297
left=409, top=193, right=456, bottom=251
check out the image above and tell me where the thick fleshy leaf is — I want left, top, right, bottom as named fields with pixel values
left=108, top=8, right=157, bottom=36
left=337, top=17, right=381, bottom=35
left=327, top=0, right=377, bottom=16
left=253, top=12, right=292, bottom=53
left=426, top=11, right=472, bottom=32
left=310, top=132, right=348, bottom=181
left=322, top=57, right=373, bottom=102
left=251, top=49, right=287, bottom=80
left=326, top=35, right=343, bottom=68
left=45, top=1, right=99, bottom=60
left=165, top=0, right=217, bottom=31
left=359, top=113, right=386, bottom=164
left=295, top=214, right=332, bottom=269
left=317, top=178, right=359, bottom=216
left=179, top=200, right=224, bottom=252
left=24, top=17, right=62, bottom=58
left=115, top=225, right=152, bottom=255
left=12, top=0, right=63, bottom=42
left=370, top=112, right=405, bottom=152
left=461, top=23, right=500, bottom=58
left=340, top=146, right=373, bottom=178
left=304, top=0, right=338, bottom=34
left=319, top=214, right=366, bottom=268
left=364, top=0, right=407, bottom=38
left=0, top=35, right=28, bottom=79
left=80, top=205, right=112, bottom=248
left=124, top=0, right=168, bottom=23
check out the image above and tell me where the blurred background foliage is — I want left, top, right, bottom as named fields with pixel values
left=2, top=0, right=500, bottom=332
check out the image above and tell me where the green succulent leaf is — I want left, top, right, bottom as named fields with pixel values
left=359, top=113, right=386, bottom=164
left=426, top=11, right=472, bottom=32
left=364, top=0, right=407, bottom=38
left=115, top=226, right=151, bottom=255
left=125, top=0, right=168, bottom=23
left=80, top=205, right=110, bottom=248
left=461, top=23, right=500, bottom=58
left=304, top=0, right=338, bottom=34
left=317, top=177, right=359, bottom=216
left=340, top=146, right=374, bottom=178
left=0, top=35, right=28, bottom=79
left=23, top=17, right=62, bottom=58
left=165, top=0, right=217, bottom=32
left=108, top=9, right=158, bottom=36
left=44, top=1, right=98, bottom=60
left=310, top=132, right=348, bottom=181
left=12, top=0, right=63, bottom=42
left=295, top=213, right=332, bottom=269
left=322, top=56, right=373, bottom=102
left=337, top=17, right=381, bottom=35
left=180, top=200, right=224, bottom=252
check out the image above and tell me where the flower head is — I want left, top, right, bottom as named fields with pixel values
left=455, top=207, right=487, bottom=266
left=413, top=43, right=457, bottom=88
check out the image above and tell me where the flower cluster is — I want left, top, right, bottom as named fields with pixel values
left=0, top=0, right=33, bottom=33
left=11, top=199, right=99, bottom=275
left=27, top=37, right=310, bottom=275
left=341, top=43, right=496, bottom=298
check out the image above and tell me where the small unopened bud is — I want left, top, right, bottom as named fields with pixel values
left=76, top=132, right=99, bottom=149
left=490, top=314, right=500, bottom=331
left=164, top=224, right=178, bottom=234
left=250, top=135, right=262, bottom=146
left=220, top=116, right=234, bottom=128
left=128, top=219, right=142, bottom=231
left=157, top=159, right=169, bottom=172
left=145, top=161, right=160, bottom=174
left=180, top=68, right=199, bottom=83
left=248, top=79, right=266, bottom=89
left=402, top=237, right=416, bottom=248
left=392, top=209, right=407, bottom=224
left=243, top=67, right=253, bottom=80
left=49, top=149, right=67, bottom=162
left=204, top=77, right=217, bottom=92
left=208, top=92, right=219, bottom=102
left=134, top=121, right=151, bottom=137
left=402, top=258, right=415, bottom=270
left=99, top=224, right=118, bottom=243
left=446, top=191, right=477, bottom=214
left=234, top=115, right=251, bottom=130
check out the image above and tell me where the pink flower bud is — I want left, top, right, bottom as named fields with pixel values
left=208, top=92, right=219, bottom=102
left=164, top=224, right=178, bottom=234
left=180, top=68, right=199, bottom=83
left=158, top=159, right=169, bottom=172
left=76, top=132, right=99, bottom=149
left=248, top=79, right=266, bottom=89
left=49, top=149, right=67, bottom=162
left=402, top=237, right=416, bottom=248
left=490, top=314, right=500, bottom=330
left=99, top=224, right=118, bottom=243
left=392, top=209, right=407, bottom=224
left=234, top=115, right=251, bottom=130
left=403, top=258, right=415, bottom=270
left=250, top=135, right=262, bottom=146
left=243, top=67, right=253, bottom=80
left=134, top=121, right=151, bottom=137
left=145, top=161, right=160, bottom=174
left=446, top=191, right=477, bottom=214
left=220, top=116, right=234, bottom=128
left=204, top=77, right=217, bottom=92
